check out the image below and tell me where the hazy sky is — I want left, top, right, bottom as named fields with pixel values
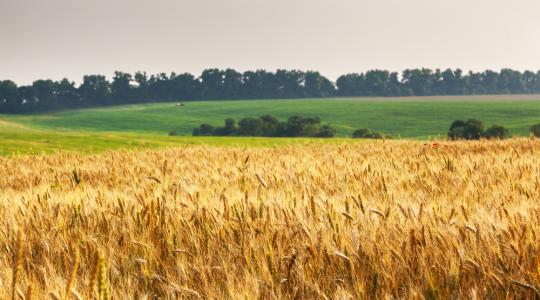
left=1, top=0, right=540, bottom=84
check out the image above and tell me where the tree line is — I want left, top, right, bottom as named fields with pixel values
left=185, top=116, right=540, bottom=140
left=1, top=68, right=540, bottom=113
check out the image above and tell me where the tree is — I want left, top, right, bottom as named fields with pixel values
left=364, top=70, right=390, bottom=96
left=242, top=70, right=276, bottom=99
left=111, top=71, right=133, bottom=103
left=448, top=119, right=485, bottom=140
left=483, top=125, right=509, bottom=139
left=466, top=71, right=486, bottom=94
left=238, top=117, right=264, bottom=136
left=317, top=124, right=336, bottom=137
left=286, top=116, right=320, bottom=137
left=275, top=70, right=304, bottom=98
left=222, top=69, right=243, bottom=99
left=530, top=124, right=540, bottom=137
left=448, top=120, right=466, bottom=140
left=171, top=73, right=200, bottom=100
left=0, top=80, right=20, bottom=113
left=499, top=69, right=524, bottom=94
left=224, top=118, right=236, bottom=131
left=388, top=72, right=403, bottom=96
left=352, top=128, right=386, bottom=139
left=482, top=70, right=499, bottom=94
left=441, top=69, right=466, bottom=95
left=336, top=73, right=365, bottom=96
left=134, top=71, right=149, bottom=102
left=259, top=115, right=280, bottom=136
left=214, top=118, right=237, bottom=136
left=352, top=128, right=374, bottom=138
left=192, top=123, right=215, bottom=136
left=304, top=71, right=335, bottom=97
left=32, top=79, right=56, bottom=110
left=463, top=119, right=484, bottom=140
left=200, top=69, right=224, bottom=99
left=55, top=79, right=81, bottom=107
left=79, top=75, right=111, bottom=105
left=402, top=69, right=434, bottom=96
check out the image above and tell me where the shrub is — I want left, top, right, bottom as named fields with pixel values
left=316, top=124, right=336, bottom=138
left=352, top=128, right=374, bottom=138
left=193, top=123, right=215, bottom=136
left=352, top=128, right=389, bottom=139
left=214, top=118, right=237, bottom=136
left=530, top=124, right=540, bottom=137
left=286, top=116, right=321, bottom=137
left=224, top=118, right=236, bottom=130
left=169, top=131, right=178, bottom=136
left=370, top=132, right=385, bottom=139
left=259, top=115, right=280, bottom=136
left=238, top=117, right=264, bottom=136
left=483, top=125, right=509, bottom=139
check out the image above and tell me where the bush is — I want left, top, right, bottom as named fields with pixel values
left=259, top=115, right=280, bottom=136
left=352, top=128, right=389, bottom=139
left=530, top=124, right=540, bottom=137
left=483, top=125, right=509, bottom=139
left=316, top=124, right=336, bottom=138
left=238, top=117, right=264, bottom=136
left=352, top=128, right=374, bottom=138
left=286, top=116, right=321, bottom=137
left=192, top=123, right=215, bottom=136
left=214, top=118, right=237, bottom=136
left=224, top=118, right=236, bottom=130
left=448, top=119, right=484, bottom=140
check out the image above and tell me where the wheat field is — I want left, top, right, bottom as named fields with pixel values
left=1, top=139, right=540, bottom=299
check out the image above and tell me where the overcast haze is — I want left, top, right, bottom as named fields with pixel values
left=1, top=0, right=539, bottom=85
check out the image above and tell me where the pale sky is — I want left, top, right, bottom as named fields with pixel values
left=1, top=0, right=539, bottom=85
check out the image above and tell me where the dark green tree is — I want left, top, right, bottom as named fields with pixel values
left=317, top=124, right=336, bottom=137
left=448, top=119, right=485, bottom=140
left=483, top=125, right=509, bottom=139
left=304, top=71, right=335, bottom=97
left=111, top=71, right=133, bottom=103
left=192, top=123, right=215, bottom=136
left=530, top=124, right=540, bottom=137
left=463, top=119, right=484, bottom=140
left=79, top=75, right=111, bottom=105
left=238, top=117, right=264, bottom=136
left=0, top=80, right=20, bottom=113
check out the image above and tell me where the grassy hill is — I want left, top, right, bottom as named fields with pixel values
left=1, top=96, right=540, bottom=155
left=9, top=96, right=540, bottom=138
left=0, top=118, right=359, bottom=156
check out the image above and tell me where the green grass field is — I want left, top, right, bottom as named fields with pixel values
left=0, top=120, right=357, bottom=156
left=1, top=96, right=540, bottom=155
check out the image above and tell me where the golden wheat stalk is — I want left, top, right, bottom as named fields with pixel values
left=64, top=250, right=80, bottom=300
left=11, top=230, right=23, bottom=300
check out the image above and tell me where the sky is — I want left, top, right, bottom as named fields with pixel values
left=1, top=0, right=540, bottom=85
